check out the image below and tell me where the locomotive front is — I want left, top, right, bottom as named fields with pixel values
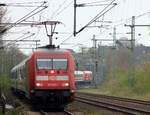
left=29, top=49, right=76, bottom=108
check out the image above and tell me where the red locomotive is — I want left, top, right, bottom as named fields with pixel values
left=11, top=48, right=76, bottom=109
left=74, top=70, right=92, bottom=88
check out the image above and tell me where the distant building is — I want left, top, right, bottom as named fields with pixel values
left=116, top=37, right=131, bottom=48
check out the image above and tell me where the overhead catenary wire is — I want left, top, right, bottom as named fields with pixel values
left=61, top=0, right=150, bottom=50
left=60, top=33, right=93, bottom=47
left=2, top=39, right=40, bottom=42
left=0, top=2, right=46, bottom=7
left=14, top=43, right=40, bottom=46
left=1, top=34, right=26, bottom=48
left=78, top=4, right=114, bottom=7
left=77, top=0, right=114, bottom=7
left=0, top=2, right=47, bottom=47
left=61, top=0, right=144, bottom=48
left=73, top=11, right=150, bottom=49
left=80, top=0, right=115, bottom=25
left=59, top=34, right=74, bottom=45
left=83, top=0, right=114, bottom=4
left=5, top=33, right=35, bottom=48
left=11, top=2, right=47, bottom=25
left=59, top=0, right=116, bottom=45
left=4, top=0, right=149, bottom=51
left=1, top=1, right=46, bottom=5
left=11, top=47, right=37, bottom=49
left=114, top=11, right=150, bottom=27
left=50, top=0, right=69, bottom=19
left=3, top=31, right=32, bottom=44
left=64, top=35, right=94, bottom=48
left=2, top=4, right=46, bottom=7
left=0, top=1, right=47, bottom=34
left=1, top=28, right=30, bottom=37
left=51, top=0, right=73, bottom=19
left=76, top=0, right=116, bottom=35
left=44, top=1, right=112, bottom=47
left=55, top=32, right=72, bottom=34
left=1, top=21, right=61, bottom=47
left=32, top=10, right=43, bottom=41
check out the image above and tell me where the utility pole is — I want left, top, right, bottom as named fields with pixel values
left=124, top=17, right=150, bottom=86
left=131, top=16, right=135, bottom=51
left=113, top=27, right=116, bottom=48
left=80, top=47, right=85, bottom=55
left=125, top=16, right=135, bottom=87
left=91, top=35, right=98, bottom=87
left=91, top=35, right=97, bottom=58
left=130, top=16, right=135, bottom=87
left=98, top=42, right=104, bottom=83
left=92, top=36, right=117, bottom=85
left=112, top=27, right=116, bottom=78
left=74, top=0, right=77, bottom=36
left=35, top=40, right=38, bottom=49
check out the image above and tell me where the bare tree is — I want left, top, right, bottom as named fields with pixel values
left=0, top=7, right=7, bottom=45
left=0, top=7, right=27, bottom=75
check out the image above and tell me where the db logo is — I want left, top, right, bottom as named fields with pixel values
left=49, top=76, right=56, bottom=80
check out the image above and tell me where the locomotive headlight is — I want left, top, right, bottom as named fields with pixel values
left=64, top=83, right=69, bottom=86
left=36, top=83, right=42, bottom=87
left=50, top=70, right=55, bottom=74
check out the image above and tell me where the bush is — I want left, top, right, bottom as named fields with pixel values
left=0, top=74, right=11, bottom=94
left=100, top=61, right=150, bottom=99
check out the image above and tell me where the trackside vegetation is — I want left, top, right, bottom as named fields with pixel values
left=0, top=74, right=11, bottom=94
left=80, top=61, right=150, bottom=101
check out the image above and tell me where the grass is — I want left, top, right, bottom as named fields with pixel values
left=68, top=101, right=121, bottom=115
left=79, top=62, right=150, bottom=101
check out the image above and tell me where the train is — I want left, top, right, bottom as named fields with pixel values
left=10, top=47, right=76, bottom=109
left=74, top=70, right=92, bottom=88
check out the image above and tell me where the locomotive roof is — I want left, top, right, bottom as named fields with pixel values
left=11, top=58, right=28, bottom=72
left=34, top=48, right=71, bottom=54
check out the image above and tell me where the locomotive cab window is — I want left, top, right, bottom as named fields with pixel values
left=53, top=59, right=68, bottom=70
left=37, top=59, right=52, bottom=69
left=37, top=58, right=67, bottom=70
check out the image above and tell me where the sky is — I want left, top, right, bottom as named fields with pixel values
left=1, top=0, right=150, bottom=55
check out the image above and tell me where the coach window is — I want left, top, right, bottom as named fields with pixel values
left=18, top=70, right=22, bottom=80
left=53, top=59, right=67, bottom=70
left=12, top=71, right=16, bottom=79
left=14, top=71, right=17, bottom=79
left=21, top=66, right=24, bottom=79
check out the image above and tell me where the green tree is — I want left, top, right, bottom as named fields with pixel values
left=0, top=7, right=27, bottom=95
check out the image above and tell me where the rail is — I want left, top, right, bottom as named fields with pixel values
left=40, top=110, right=74, bottom=115
left=76, top=92, right=150, bottom=115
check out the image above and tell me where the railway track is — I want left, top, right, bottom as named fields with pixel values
left=9, top=92, right=75, bottom=115
left=20, top=109, right=74, bottom=115
left=40, top=109, right=74, bottom=115
left=76, top=92, right=150, bottom=115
